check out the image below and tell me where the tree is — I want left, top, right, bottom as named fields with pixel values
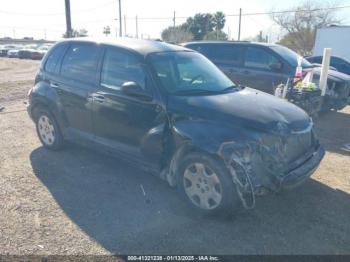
left=75, top=29, right=88, bottom=37
left=161, top=26, right=194, bottom=43
left=271, top=0, right=342, bottom=55
left=103, top=26, right=111, bottom=37
left=63, top=28, right=88, bottom=38
left=203, top=30, right=228, bottom=40
left=185, top=13, right=215, bottom=40
left=161, top=12, right=227, bottom=42
left=213, top=11, right=226, bottom=31
left=211, top=12, right=227, bottom=40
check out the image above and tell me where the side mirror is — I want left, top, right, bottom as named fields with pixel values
left=269, top=62, right=283, bottom=71
left=121, top=81, right=152, bottom=101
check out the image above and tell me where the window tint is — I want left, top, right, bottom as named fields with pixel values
left=330, top=57, right=346, bottom=66
left=270, top=45, right=312, bottom=68
left=187, top=44, right=210, bottom=56
left=61, top=43, right=99, bottom=83
left=312, top=57, right=322, bottom=64
left=149, top=51, right=234, bottom=94
left=206, top=44, right=242, bottom=65
left=100, top=48, right=146, bottom=91
left=44, top=44, right=67, bottom=74
left=244, top=47, right=279, bottom=70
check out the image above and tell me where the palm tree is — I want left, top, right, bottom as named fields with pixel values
left=213, top=12, right=226, bottom=39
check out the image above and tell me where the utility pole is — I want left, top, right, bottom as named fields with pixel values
left=173, top=11, right=176, bottom=28
left=64, top=0, right=72, bottom=38
left=124, top=15, right=127, bottom=37
left=118, top=0, right=122, bottom=37
left=238, top=8, right=242, bottom=41
left=136, top=15, right=139, bottom=38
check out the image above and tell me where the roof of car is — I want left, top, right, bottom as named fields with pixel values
left=307, top=55, right=348, bottom=60
left=182, top=41, right=278, bottom=47
left=57, top=37, right=190, bottom=56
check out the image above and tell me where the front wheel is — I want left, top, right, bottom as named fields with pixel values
left=177, top=152, right=240, bottom=214
left=34, top=107, right=64, bottom=150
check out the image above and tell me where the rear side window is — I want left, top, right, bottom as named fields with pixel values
left=60, top=43, right=100, bottom=83
left=100, top=47, right=146, bottom=91
left=44, top=44, right=67, bottom=74
left=206, top=44, right=243, bottom=65
left=309, top=57, right=322, bottom=64
left=186, top=44, right=210, bottom=56
left=244, top=47, right=279, bottom=70
left=331, top=57, right=345, bottom=67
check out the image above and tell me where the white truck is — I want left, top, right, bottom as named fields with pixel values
left=314, top=26, right=350, bottom=61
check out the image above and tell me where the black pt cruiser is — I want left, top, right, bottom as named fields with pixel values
left=27, top=38, right=325, bottom=214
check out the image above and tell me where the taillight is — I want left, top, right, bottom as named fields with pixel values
left=27, top=87, right=33, bottom=103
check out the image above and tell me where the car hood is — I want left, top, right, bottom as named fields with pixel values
left=168, top=87, right=311, bottom=135
left=310, top=67, right=350, bottom=83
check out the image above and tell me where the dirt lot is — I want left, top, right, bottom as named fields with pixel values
left=0, top=57, right=350, bottom=255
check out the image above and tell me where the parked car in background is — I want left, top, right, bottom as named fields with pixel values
left=17, top=44, right=51, bottom=60
left=7, top=45, right=24, bottom=58
left=30, top=49, right=44, bottom=60
left=18, top=44, right=38, bottom=59
left=306, top=56, right=350, bottom=76
left=27, top=38, right=325, bottom=214
left=0, top=45, right=17, bottom=57
left=35, top=45, right=52, bottom=59
left=182, top=41, right=350, bottom=112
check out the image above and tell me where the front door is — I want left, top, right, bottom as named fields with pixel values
left=240, top=46, right=285, bottom=94
left=92, top=46, right=166, bottom=166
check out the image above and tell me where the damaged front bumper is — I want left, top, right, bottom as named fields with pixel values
left=219, top=132, right=325, bottom=209
left=271, top=144, right=325, bottom=190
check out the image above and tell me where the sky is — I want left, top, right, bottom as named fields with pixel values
left=0, top=0, right=350, bottom=42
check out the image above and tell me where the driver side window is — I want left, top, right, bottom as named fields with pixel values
left=100, top=47, right=146, bottom=91
left=245, top=47, right=279, bottom=70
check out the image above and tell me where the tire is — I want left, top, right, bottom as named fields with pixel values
left=177, top=151, right=240, bottom=215
left=33, top=107, right=64, bottom=150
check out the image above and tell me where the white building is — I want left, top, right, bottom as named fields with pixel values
left=314, top=26, right=350, bottom=61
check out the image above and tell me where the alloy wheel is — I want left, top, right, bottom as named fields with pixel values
left=183, top=163, right=223, bottom=210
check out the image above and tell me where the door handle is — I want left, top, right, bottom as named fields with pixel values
left=92, top=94, right=105, bottom=103
left=50, top=82, right=59, bottom=88
left=242, top=70, right=250, bottom=75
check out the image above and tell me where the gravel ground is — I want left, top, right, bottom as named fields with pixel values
left=0, top=57, right=350, bottom=255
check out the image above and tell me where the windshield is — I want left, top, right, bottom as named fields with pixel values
left=270, top=45, right=312, bottom=68
left=148, top=51, right=235, bottom=95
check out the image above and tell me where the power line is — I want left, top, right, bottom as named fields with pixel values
left=0, top=4, right=349, bottom=19
left=0, top=1, right=115, bottom=17
left=226, top=5, right=350, bottom=17
left=118, top=4, right=350, bottom=20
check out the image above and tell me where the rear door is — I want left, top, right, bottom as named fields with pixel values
left=91, top=46, right=166, bottom=165
left=205, top=44, right=244, bottom=84
left=187, top=43, right=243, bottom=84
left=54, top=42, right=102, bottom=138
left=240, top=46, right=285, bottom=94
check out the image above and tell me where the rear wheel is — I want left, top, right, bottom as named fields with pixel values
left=177, top=152, right=240, bottom=214
left=34, top=107, right=64, bottom=150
